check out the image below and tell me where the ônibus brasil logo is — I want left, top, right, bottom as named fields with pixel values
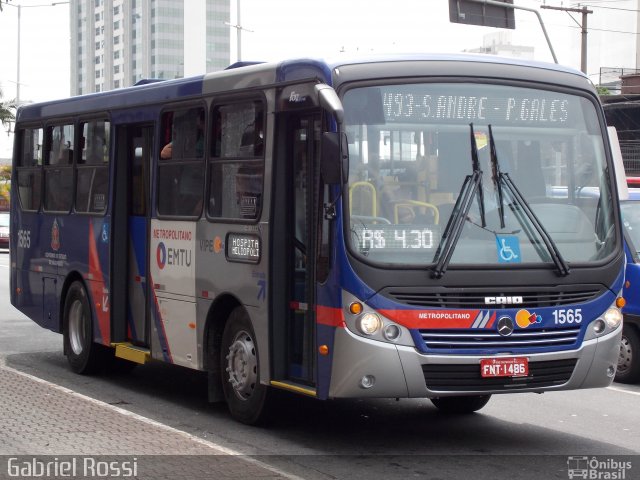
left=156, top=242, right=167, bottom=270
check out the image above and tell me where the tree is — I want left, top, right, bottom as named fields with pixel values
left=597, top=86, right=611, bottom=96
left=0, top=166, right=10, bottom=210
left=0, top=1, right=13, bottom=12
left=0, top=87, right=16, bottom=130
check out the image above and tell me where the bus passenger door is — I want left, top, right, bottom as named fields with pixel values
left=112, top=124, right=153, bottom=346
left=285, top=114, right=321, bottom=386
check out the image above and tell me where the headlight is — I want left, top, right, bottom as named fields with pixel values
left=383, top=324, right=401, bottom=341
left=357, top=313, right=382, bottom=335
left=603, top=308, right=623, bottom=329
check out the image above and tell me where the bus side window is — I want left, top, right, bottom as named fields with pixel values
left=157, top=107, right=205, bottom=217
left=43, top=124, right=74, bottom=212
left=208, top=100, right=265, bottom=221
left=76, top=120, right=110, bottom=214
left=16, top=127, right=44, bottom=212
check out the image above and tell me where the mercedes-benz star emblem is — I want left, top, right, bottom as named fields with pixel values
left=497, top=316, right=514, bottom=337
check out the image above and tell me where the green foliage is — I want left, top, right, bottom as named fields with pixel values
left=0, top=87, right=16, bottom=128
left=597, top=85, right=611, bottom=95
left=0, top=166, right=10, bottom=207
left=0, top=166, right=11, bottom=182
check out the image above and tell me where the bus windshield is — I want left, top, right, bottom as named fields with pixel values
left=344, top=82, right=616, bottom=268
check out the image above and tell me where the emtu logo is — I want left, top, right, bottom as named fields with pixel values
left=156, top=242, right=167, bottom=270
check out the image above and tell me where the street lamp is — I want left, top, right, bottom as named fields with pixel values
left=225, top=0, right=253, bottom=62
left=4, top=1, right=70, bottom=104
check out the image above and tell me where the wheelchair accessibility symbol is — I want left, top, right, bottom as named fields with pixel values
left=496, top=235, right=521, bottom=263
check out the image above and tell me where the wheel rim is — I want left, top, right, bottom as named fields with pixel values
left=68, top=299, right=86, bottom=356
left=225, top=329, right=258, bottom=401
left=618, top=335, right=633, bottom=375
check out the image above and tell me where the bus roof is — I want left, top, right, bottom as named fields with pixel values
left=16, top=53, right=589, bottom=123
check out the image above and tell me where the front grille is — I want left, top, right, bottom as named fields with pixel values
left=382, top=285, right=603, bottom=308
left=420, top=327, right=581, bottom=350
left=423, top=359, right=578, bottom=392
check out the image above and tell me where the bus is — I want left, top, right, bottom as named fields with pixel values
left=10, top=54, right=625, bottom=424
left=602, top=95, right=640, bottom=183
left=601, top=98, right=640, bottom=384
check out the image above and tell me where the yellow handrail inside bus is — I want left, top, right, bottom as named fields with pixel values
left=394, top=200, right=439, bottom=224
left=349, top=181, right=377, bottom=217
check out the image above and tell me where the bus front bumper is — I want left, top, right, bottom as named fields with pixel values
left=327, top=324, right=621, bottom=398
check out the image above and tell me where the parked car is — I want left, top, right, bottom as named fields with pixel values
left=619, top=189, right=640, bottom=383
left=0, top=212, right=9, bottom=249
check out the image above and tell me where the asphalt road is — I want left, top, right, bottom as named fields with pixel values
left=1, top=250, right=639, bottom=480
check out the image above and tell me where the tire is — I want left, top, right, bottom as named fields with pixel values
left=63, top=281, right=104, bottom=374
left=616, top=324, right=640, bottom=384
left=220, top=306, right=271, bottom=425
left=430, top=394, right=492, bottom=414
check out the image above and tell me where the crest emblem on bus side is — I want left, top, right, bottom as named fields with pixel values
left=51, top=219, right=60, bottom=252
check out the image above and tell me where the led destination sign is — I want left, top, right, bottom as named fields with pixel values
left=353, top=225, right=441, bottom=252
left=226, top=233, right=261, bottom=263
left=344, top=84, right=582, bottom=128
left=382, top=91, right=569, bottom=125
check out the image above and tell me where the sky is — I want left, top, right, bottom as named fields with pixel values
left=1, top=0, right=639, bottom=159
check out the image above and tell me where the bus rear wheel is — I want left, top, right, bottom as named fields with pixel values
left=63, top=281, right=103, bottom=374
left=616, top=324, right=640, bottom=384
left=430, top=395, right=492, bottom=414
left=220, top=307, right=271, bottom=425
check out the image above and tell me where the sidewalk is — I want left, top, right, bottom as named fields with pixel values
left=0, top=361, right=292, bottom=479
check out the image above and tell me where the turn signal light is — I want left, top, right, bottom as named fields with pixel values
left=616, top=297, right=626, bottom=308
left=349, top=302, right=363, bottom=315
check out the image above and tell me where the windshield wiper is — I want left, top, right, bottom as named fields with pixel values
left=432, top=123, right=486, bottom=278
left=487, top=125, right=570, bottom=276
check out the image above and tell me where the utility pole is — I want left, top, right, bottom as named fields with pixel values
left=636, top=0, right=640, bottom=69
left=16, top=3, right=20, bottom=103
left=541, top=4, right=593, bottom=74
left=225, top=0, right=253, bottom=62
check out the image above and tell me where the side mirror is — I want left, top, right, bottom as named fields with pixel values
left=315, top=84, right=344, bottom=125
left=315, top=84, right=348, bottom=185
left=321, top=132, right=348, bottom=185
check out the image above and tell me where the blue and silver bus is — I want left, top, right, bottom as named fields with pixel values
left=10, top=54, right=625, bottom=424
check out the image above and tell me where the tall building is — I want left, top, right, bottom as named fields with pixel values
left=465, top=32, right=534, bottom=60
left=70, top=0, right=230, bottom=95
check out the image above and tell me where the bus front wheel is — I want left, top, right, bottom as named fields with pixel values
left=63, top=281, right=103, bottom=374
left=220, top=307, right=271, bottom=424
left=616, top=324, right=640, bottom=384
left=430, top=395, right=492, bottom=414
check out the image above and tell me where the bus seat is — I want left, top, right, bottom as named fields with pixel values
left=393, top=200, right=439, bottom=224
left=349, top=181, right=377, bottom=218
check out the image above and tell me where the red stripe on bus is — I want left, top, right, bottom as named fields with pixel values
left=88, top=222, right=110, bottom=345
left=149, top=272, right=173, bottom=363
left=316, top=306, right=345, bottom=327
left=378, top=309, right=479, bottom=329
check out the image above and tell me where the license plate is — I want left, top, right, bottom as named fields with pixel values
left=480, top=357, right=529, bottom=378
